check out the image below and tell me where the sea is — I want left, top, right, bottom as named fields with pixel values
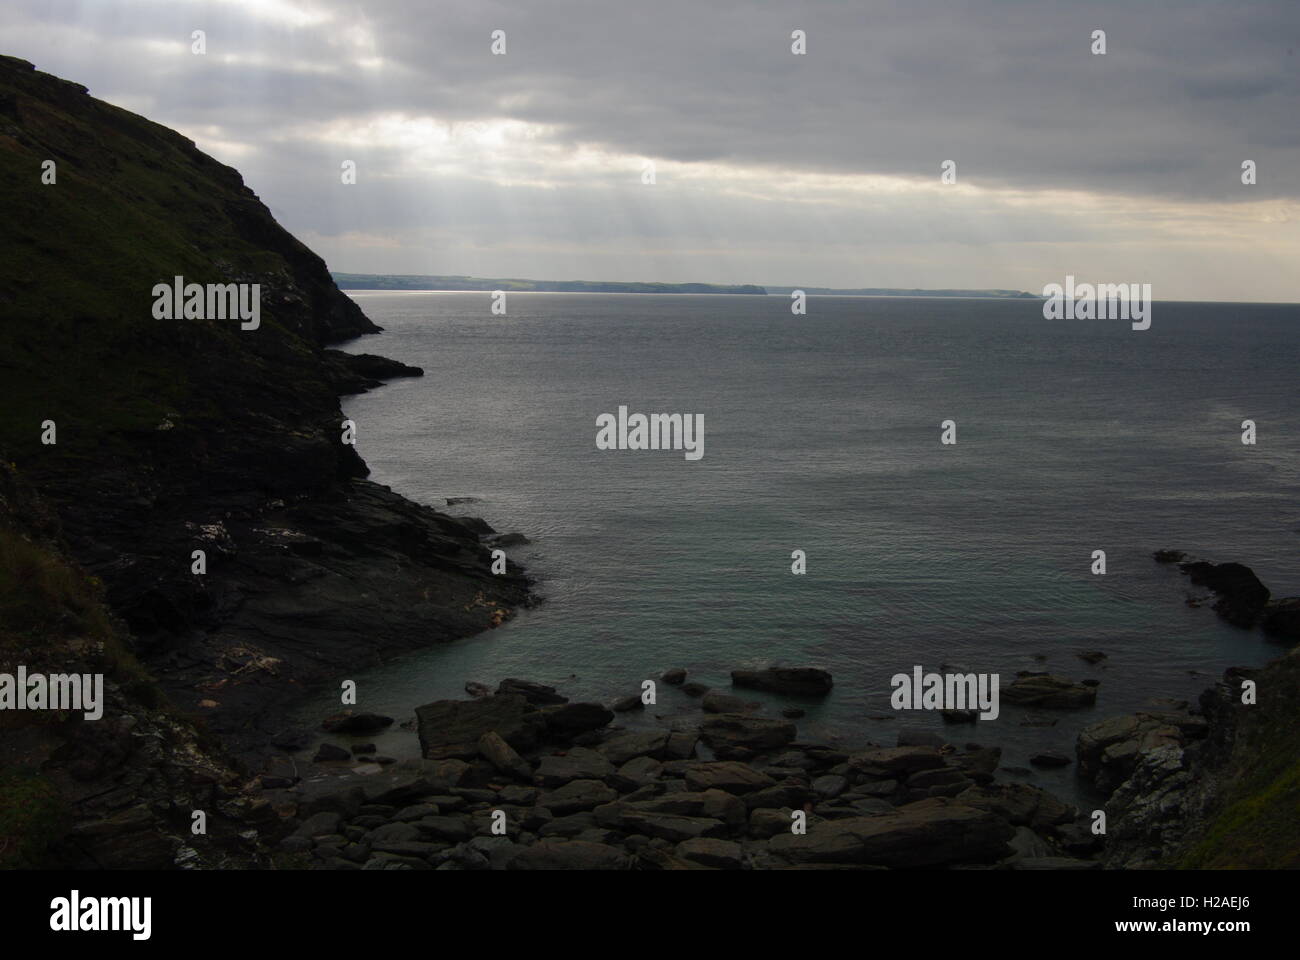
left=297, top=291, right=1299, bottom=806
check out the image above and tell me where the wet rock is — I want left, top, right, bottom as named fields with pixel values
left=477, top=731, right=531, bottom=780
left=767, top=797, right=1014, bottom=867
left=744, top=782, right=810, bottom=810
left=683, top=761, right=777, bottom=794
left=312, top=743, right=351, bottom=763
left=676, top=837, right=744, bottom=869
left=941, top=709, right=978, bottom=724
left=599, top=729, right=670, bottom=764
left=812, top=774, right=848, bottom=799
left=699, top=714, right=797, bottom=759
left=731, top=666, right=832, bottom=697
left=611, top=756, right=664, bottom=791
left=663, top=732, right=699, bottom=760
left=611, top=694, right=644, bottom=712
left=535, top=747, right=615, bottom=786
left=508, top=840, right=632, bottom=870
left=781, top=707, right=805, bottom=719
left=464, top=681, right=492, bottom=698
left=955, top=784, right=1076, bottom=831
left=537, top=779, right=619, bottom=815
left=495, top=678, right=567, bottom=705
left=661, top=668, right=688, bottom=685
left=541, top=702, right=615, bottom=737
left=702, top=691, right=757, bottom=714
left=1076, top=650, right=1107, bottom=665
left=848, top=746, right=945, bottom=777
left=1262, top=597, right=1300, bottom=641
left=680, top=682, right=710, bottom=697
left=1076, top=711, right=1207, bottom=795
left=1002, top=675, right=1097, bottom=708
left=415, top=694, right=545, bottom=760
left=1179, top=560, right=1271, bottom=627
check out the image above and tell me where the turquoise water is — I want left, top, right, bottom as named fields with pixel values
left=302, top=292, right=1299, bottom=805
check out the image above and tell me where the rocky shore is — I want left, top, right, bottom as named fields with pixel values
left=260, top=670, right=1096, bottom=871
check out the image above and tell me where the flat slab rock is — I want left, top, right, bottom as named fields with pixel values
left=731, top=666, right=833, bottom=697
left=767, top=797, right=1015, bottom=867
left=415, top=694, right=544, bottom=760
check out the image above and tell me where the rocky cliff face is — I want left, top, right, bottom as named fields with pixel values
left=0, top=56, right=532, bottom=866
left=1076, top=553, right=1300, bottom=868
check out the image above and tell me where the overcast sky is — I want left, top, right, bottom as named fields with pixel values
left=7, top=0, right=1299, bottom=299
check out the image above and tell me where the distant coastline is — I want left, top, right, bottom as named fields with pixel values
left=332, top=272, right=1037, bottom=299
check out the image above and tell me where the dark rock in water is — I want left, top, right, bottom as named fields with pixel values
left=351, top=743, right=377, bottom=755
left=1179, top=560, right=1271, bottom=627
left=680, top=682, right=710, bottom=697
left=322, top=711, right=394, bottom=735
left=496, top=678, right=567, bottom=705
left=611, top=694, right=644, bottom=713
left=700, top=715, right=797, bottom=759
left=1029, top=752, right=1072, bottom=768
left=489, top=532, right=531, bottom=548
left=1261, top=597, right=1300, bottom=641
left=464, top=681, right=492, bottom=698
left=731, top=666, right=833, bottom=697
left=446, top=497, right=480, bottom=506
left=313, top=743, right=351, bottom=763
left=849, top=746, right=945, bottom=776
left=941, top=709, right=978, bottom=724
left=1153, top=549, right=1188, bottom=564
left=661, top=668, right=688, bottom=685
left=781, top=707, right=805, bottom=719
left=541, top=702, right=615, bottom=736
left=1077, top=650, right=1107, bottom=664
left=415, top=694, right=545, bottom=760
left=1003, top=675, right=1097, bottom=708
left=702, top=691, right=757, bottom=714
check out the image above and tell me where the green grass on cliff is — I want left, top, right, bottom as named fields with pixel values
left=1179, top=648, right=1300, bottom=869
left=0, top=55, right=334, bottom=475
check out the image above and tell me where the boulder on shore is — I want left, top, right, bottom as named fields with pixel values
left=699, top=714, right=797, bottom=759
left=415, top=694, right=545, bottom=760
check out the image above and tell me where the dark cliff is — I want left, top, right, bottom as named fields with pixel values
left=0, top=56, right=531, bottom=866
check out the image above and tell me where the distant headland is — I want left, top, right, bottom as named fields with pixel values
left=332, top=272, right=1037, bottom=299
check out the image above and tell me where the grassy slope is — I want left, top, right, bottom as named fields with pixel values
left=0, top=55, right=371, bottom=482
left=1179, top=647, right=1300, bottom=869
